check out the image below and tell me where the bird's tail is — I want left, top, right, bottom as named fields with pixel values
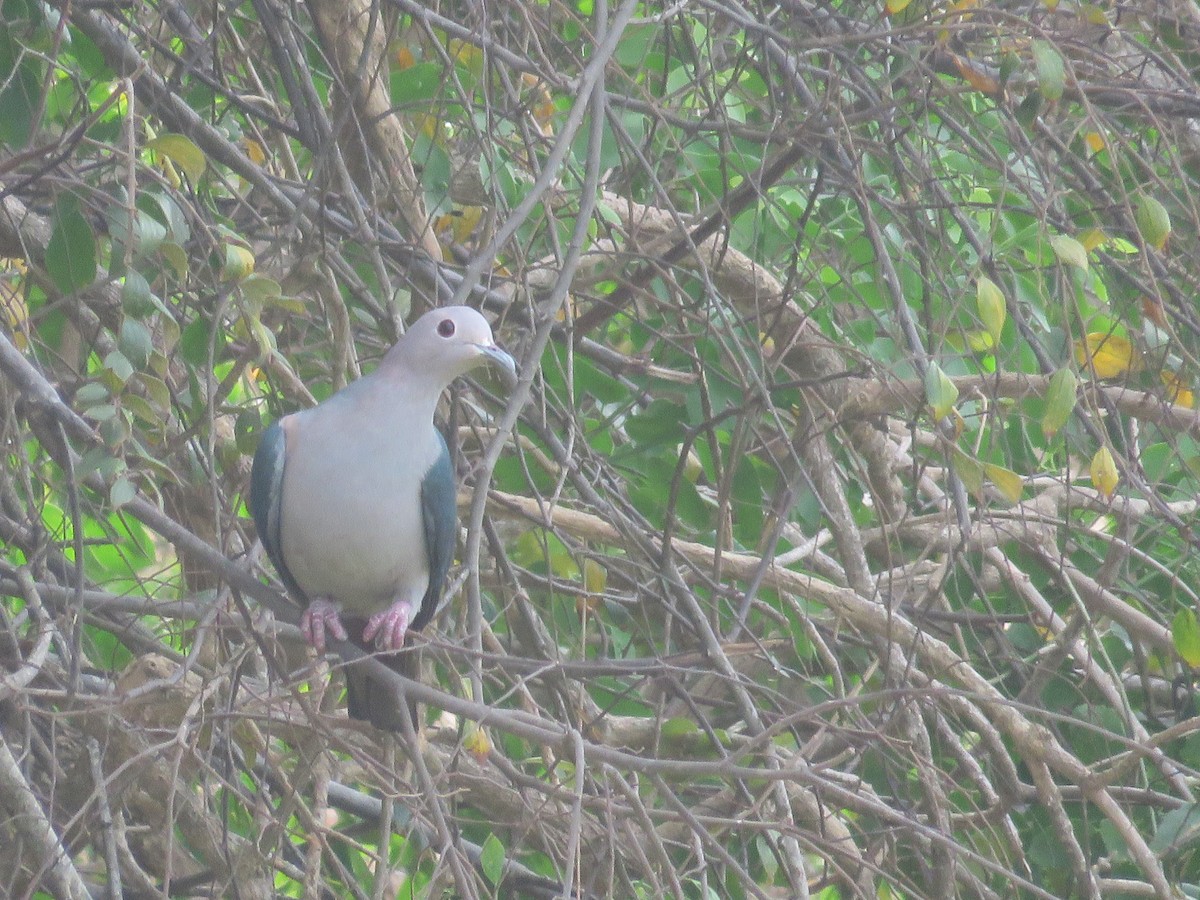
left=341, top=618, right=419, bottom=732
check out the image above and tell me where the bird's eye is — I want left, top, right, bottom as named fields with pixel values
left=437, top=318, right=456, bottom=338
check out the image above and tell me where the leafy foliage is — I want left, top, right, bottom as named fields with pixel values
left=1, top=0, right=1200, bottom=896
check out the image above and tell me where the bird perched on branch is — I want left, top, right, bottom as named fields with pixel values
left=249, top=306, right=516, bottom=731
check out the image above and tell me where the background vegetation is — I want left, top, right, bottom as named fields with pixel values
left=2, top=0, right=1200, bottom=896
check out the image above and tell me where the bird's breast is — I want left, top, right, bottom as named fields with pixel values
left=278, top=405, right=441, bottom=613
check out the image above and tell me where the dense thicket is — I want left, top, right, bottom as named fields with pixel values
left=2, top=0, right=1199, bottom=896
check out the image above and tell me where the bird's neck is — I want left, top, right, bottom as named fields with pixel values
left=357, top=357, right=447, bottom=426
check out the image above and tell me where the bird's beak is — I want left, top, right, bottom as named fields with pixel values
left=477, top=343, right=518, bottom=387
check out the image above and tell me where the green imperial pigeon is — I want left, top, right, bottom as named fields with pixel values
left=249, top=306, right=516, bottom=730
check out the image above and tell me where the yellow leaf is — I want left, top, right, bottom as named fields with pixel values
left=222, top=244, right=256, bottom=281
left=1142, top=295, right=1167, bottom=327
left=534, top=101, right=558, bottom=132
left=885, top=0, right=913, bottom=13
left=948, top=407, right=966, bottom=440
left=146, top=133, right=207, bottom=182
left=951, top=54, right=1001, bottom=94
left=1074, top=333, right=1140, bottom=378
left=0, top=264, right=29, bottom=350
left=393, top=45, right=416, bottom=69
left=1078, top=227, right=1106, bottom=252
left=1090, top=445, right=1119, bottom=498
left=964, top=329, right=994, bottom=352
left=447, top=39, right=484, bottom=73
left=161, top=242, right=189, bottom=279
left=576, top=592, right=601, bottom=616
left=1162, top=371, right=1194, bottom=409
left=417, top=113, right=442, bottom=141
left=433, top=207, right=484, bottom=251
left=159, top=156, right=181, bottom=189
left=463, top=723, right=492, bottom=762
left=451, top=206, right=482, bottom=243
left=240, top=137, right=267, bottom=166
left=582, top=558, right=607, bottom=595
left=983, top=463, right=1023, bottom=503
left=1084, top=132, right=1105, bottom=154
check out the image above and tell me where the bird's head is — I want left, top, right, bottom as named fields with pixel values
left=398, top=306, right=517, bottom=386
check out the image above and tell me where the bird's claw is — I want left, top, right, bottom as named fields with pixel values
left=363, top=602, right=412, bottom=652
left=300, top=599, right=348, bottom=654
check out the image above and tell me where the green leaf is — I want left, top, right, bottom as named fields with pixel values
left=1150, top=802, right=1200, bottom=854
left=660, top=717, right=701, bottom=739
left=46, top=194, right=97, bottom=294
left=119, top=318, right=153, bottom=369
left=924, top=362, right=958, bottom=420
left=1031, top=40, right=1064, bottom=102
left=221, top=244, right=255, bottom=281
left=1172, top=609, right=1200, bottom=668
left=238, top=274, right=282, bottom=305
left=181, top=318, right=214, bottom=366
left=625, top=399, right=687, bottom=447
left=146, top=133, right=207, bottom=182
left=1050, top=234, right=1088, bottom=271
left=122, top=270, right=161, bottom=318
left=756, top=835, right=779, bottom=884
left=1041, top=367, right=1078, bottom=438
left=613, top=24, right=659, bottom=68
left=75, top=382, right=110, bottom=407
left=109, top=476, right=136, bottom=509
left=106, top=204, right=167, bottom=260
left=1016, top=91, right=1042, bottom=126
left=390, top=62, right=446, bottom=104
left=121, top=393, right=163, bottom=428
left=0, top=17, right=42, bottom=147
left=731, top=457, right=764, bottom=546
left=141, top=191, right=190, bottom=244
left=951, top=446, right=984, bottom=494
left=998, top=51, right=1020, bottom=84
left=414, top=133, right=452, bottom=213
left=160, top=242, right=189, bottom=278
left=479, top=833, right=505, bottom=885
left=1134, top=194, right=1171, bottom=251
left=103, top=350, right=134, bottom=384
left=136, top=373, right=171, bottom=411
left=976, top=275, right=1006, bottom=345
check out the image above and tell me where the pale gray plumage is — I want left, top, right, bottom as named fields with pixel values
left=249, top=306, right=516, bottom=730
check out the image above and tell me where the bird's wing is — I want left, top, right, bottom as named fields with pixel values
left=414, top=428, right=457, bottom=632
left=248, top=418, right=307, bottom=601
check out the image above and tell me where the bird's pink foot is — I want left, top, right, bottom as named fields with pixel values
left=300, top=598, right=348, bottom=654
left=363, top=601, right=413, bottom=652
